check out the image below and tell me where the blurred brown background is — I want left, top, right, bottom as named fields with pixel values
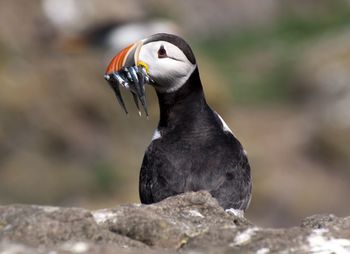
left=0, top=0, right=350, bottom=227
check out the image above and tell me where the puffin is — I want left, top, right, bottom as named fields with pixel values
left=104, top=33, right=252, bottom=213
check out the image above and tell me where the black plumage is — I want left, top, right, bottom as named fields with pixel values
left=139, top=66, right=252, bottom=210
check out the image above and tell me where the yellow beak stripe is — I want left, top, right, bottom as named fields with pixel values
left=137, top=61, right=150, bottom=74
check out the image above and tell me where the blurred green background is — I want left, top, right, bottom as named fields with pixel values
left=1, top=0, right=350, bottom=227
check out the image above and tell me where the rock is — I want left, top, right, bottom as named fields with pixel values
left=301, top=214, right=348, bottom=229
left=1, top=191, right=350, bottom=253
left=0, top=241, right=174, bottom=254
left=0, top=205, right=145, bottom=248
left=93, top=191, right=249, bottom=249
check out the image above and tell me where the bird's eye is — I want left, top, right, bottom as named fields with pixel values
left=157, top=45, right=167, bottom=58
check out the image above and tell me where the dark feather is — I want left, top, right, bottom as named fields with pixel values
left=139, top=67, right=252, bottom=210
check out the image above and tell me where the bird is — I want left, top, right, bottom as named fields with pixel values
left=104, top=33, right=252, bottom=213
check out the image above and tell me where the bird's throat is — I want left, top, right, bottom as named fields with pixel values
left=156, top=68, right=209, bottom=132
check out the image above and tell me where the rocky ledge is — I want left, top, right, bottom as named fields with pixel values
left=0, top=191, right=349, bottom=254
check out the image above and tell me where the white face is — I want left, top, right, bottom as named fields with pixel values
left=138, top=41, right=196, bottom=93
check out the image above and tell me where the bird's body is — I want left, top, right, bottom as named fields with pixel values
left=139, top=68, right=251, bottom=210
left=105, top=33, right=252, bottom=212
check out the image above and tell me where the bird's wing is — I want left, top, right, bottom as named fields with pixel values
left=139, top=143, right=185, bottom=204
left=209, top=139, right=252, bottom=211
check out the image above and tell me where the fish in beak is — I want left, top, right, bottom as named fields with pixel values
left=104, top=41, right=152, bottom=116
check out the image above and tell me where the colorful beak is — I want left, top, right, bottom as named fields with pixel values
left=104, top=41, right=149, bottom=116
left=105, top=41, right=143, bottom=75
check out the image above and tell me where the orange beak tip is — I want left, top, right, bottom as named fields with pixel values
left=105, top=43, right=135, bottom=75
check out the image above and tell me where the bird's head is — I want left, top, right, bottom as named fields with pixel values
left=105, top=33, right=197, bottom=94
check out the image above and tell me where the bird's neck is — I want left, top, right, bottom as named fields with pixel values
left=156, top=68, right=210, bottom=132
